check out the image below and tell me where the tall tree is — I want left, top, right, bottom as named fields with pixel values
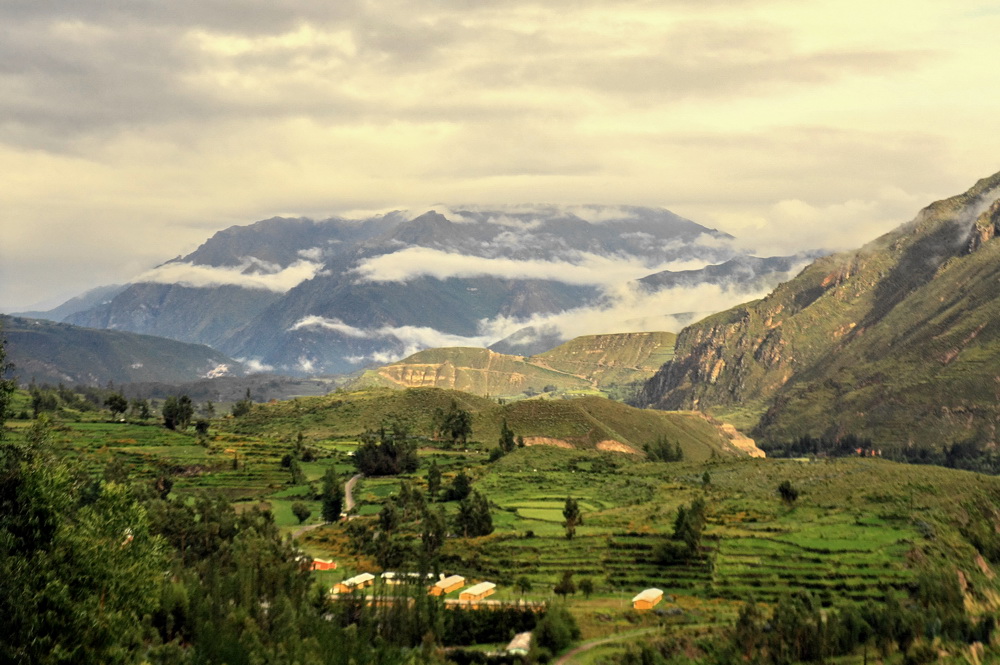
left=162, top=395, right=194, bottom=430
left=104, top=392, right=128, bottom=420
left=563, top=496, right=582, bottom=540
left=321, top=467, right=344, bottom=522
left=426, top=458, right=442, bottom=501
left=498, top=419, right=516, bottom=454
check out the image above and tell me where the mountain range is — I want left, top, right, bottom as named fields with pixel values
left=25, top=206, right=811, bottom=376
left=637, top=170, right=1000, bottom=449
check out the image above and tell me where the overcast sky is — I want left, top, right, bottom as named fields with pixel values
left=2, top=0, right=999, bottom=312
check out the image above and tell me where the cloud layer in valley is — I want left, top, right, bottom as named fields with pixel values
left=138, top=258, right=325, bottom=292
left=292, top=259, right=806, bottom=366
left=2, top=1, right=1000, bottom=311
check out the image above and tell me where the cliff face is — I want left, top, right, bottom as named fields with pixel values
left=639, top=171, right=1000, bottom=447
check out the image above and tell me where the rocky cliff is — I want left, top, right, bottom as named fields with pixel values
left=638, top=171, right=1000, bottom=448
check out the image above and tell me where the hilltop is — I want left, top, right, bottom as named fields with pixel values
left=638, top=170, right=1000, bottom=449
left=348, top=331, right=676, bottom=399
left=227, top=386, right=755, bottom=460
left=1, top=315, right=240, bottom=386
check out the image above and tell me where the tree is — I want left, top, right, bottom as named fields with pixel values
left=421, top=507, right=447, bottom=560
left=563, top=496, right=582, bottom=540
left=455, top=490, right=493, bottom=538
left=702, top=471, right=712, bottom=487
left=516, top=575, right=533, bottom=596
left=130, top=398, right=150, bottom=420
left=321, top=467, right=344, bottom=522
left=778, top=480, right=800, bottom=505
left=426, top=459, right=442, bottom=501
left=162, top=395, right=194, bottom=430
left=0, top=328, right=14, bottom=435
left=104, top=392, right=128, bottom=420
left=441, top=401, right=472, bottom=448
left=291, top=502, right=312, bottom=524
left=446, top=470, right=472, bottom=501
left=498, top=419, right=516, bottom=454
left=200, top=400, right=215, bottom=418
left=554, top=571, right=576, bottom=599
left=231, top=388, right=253, bottom=417
left=579, top=578, right=595, bottom=599
left=289, top=458, right=306, bottom=485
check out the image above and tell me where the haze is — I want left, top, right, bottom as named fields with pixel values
left=2, top=0, right=999, bottom=311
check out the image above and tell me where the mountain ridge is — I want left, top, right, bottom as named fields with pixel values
left=44, top=205, right=804, bottom=375
left=637, top=170, right=1000, bottom=448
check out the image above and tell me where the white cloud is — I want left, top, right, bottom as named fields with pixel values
left=290, top=316, right=498, bottom=364
left=240, top=358, right=275, bottom=373
left=298, top=246, right=324, bottom=261
left=290, top=259, right=804, bottom=363
left=352, top=247, right=708, bottom=287
left=137, top=258, right=324, bottom=292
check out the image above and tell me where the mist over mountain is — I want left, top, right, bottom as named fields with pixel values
left=44, top=205, right=809, bottom=375
left=637, top=170, right=1000, bottom=449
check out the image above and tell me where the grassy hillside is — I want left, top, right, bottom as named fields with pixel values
left=640, top=171, right=1000, bottom=448
left=1, top=315, right=241, bottom=386
left=349, top=331, right=676, bottom=399
left=225, top=387, right=749, bottom=460
left=12, top=387, right=1000, bottom=662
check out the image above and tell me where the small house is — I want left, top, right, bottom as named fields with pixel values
left=311, top=558, right=337, bottom=571
left=632, top=588, right=664, bottom=611
left=429, top=574, right=465, bottom=596
left=506, top=632, right=532, bottom=656
left=459, top=581, right=496, bottom=602
left=334, top=572, right=375, bottom=594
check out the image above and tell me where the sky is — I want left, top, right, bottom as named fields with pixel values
left=2, top=0, right=1000, bottom=312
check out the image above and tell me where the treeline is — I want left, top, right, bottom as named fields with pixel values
left=0, top=417, right=528, bottom=664
left=763, top=434, right=1000, bottom=475
left=614, top=577, right=995, bottom=665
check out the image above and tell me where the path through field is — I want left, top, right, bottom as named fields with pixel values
left=553, top=627, right=659, bottom=665
left=291, top=473, right=362, bottom=538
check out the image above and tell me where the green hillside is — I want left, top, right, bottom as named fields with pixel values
left=640, top=171, right=1000, bottom=449
left=1, top=315, right=241, bottom=386
left=227, top=386, right=750, bottom=460
left=349, top=331, right=676, bottom=399
left=13, top=393, right=1000, bottom=663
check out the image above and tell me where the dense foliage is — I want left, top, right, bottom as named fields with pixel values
left=763, top=434, right=1000, bottom=475
left=354, top=424, right=420, bottom=476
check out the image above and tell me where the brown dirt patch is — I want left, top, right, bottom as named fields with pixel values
left=596, top=439, right=641, bottom=455
left=523, top=436, right=574, bottom=449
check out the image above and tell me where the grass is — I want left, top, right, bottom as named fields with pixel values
left=16, top=384, right=1000, bottom=660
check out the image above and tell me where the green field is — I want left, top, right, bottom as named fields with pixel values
left=12, top=384, right=1000, bottom=663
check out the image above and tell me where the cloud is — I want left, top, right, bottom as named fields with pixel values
left=137, top=258, right=324, bottom=292
left=290, top=315, right=498, bottom=364
left=352, top=247, right=709, bottom=287
left=240, top=358, right=275, bottom=373
left=475, top=275, right=803, bottom=345
left=2, top=0, right=998, bottom=313
left=291, top=257, right=805, bottom=364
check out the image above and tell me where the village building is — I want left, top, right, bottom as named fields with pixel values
left=506, top=632, right=532, bottom=656
left=381, top=571, right=434, bottom=585
left=429, top=574, right=465, bottom=596
left=311, top=558, right=337, bottom=571
left=458, top=581, right=496, bottom=604
left=333, top=572, right=375, bottom=594
left=632, top=588, right=664, bottom=610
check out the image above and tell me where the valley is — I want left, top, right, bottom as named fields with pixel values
left=5, top=382, right=1000, bottom=663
